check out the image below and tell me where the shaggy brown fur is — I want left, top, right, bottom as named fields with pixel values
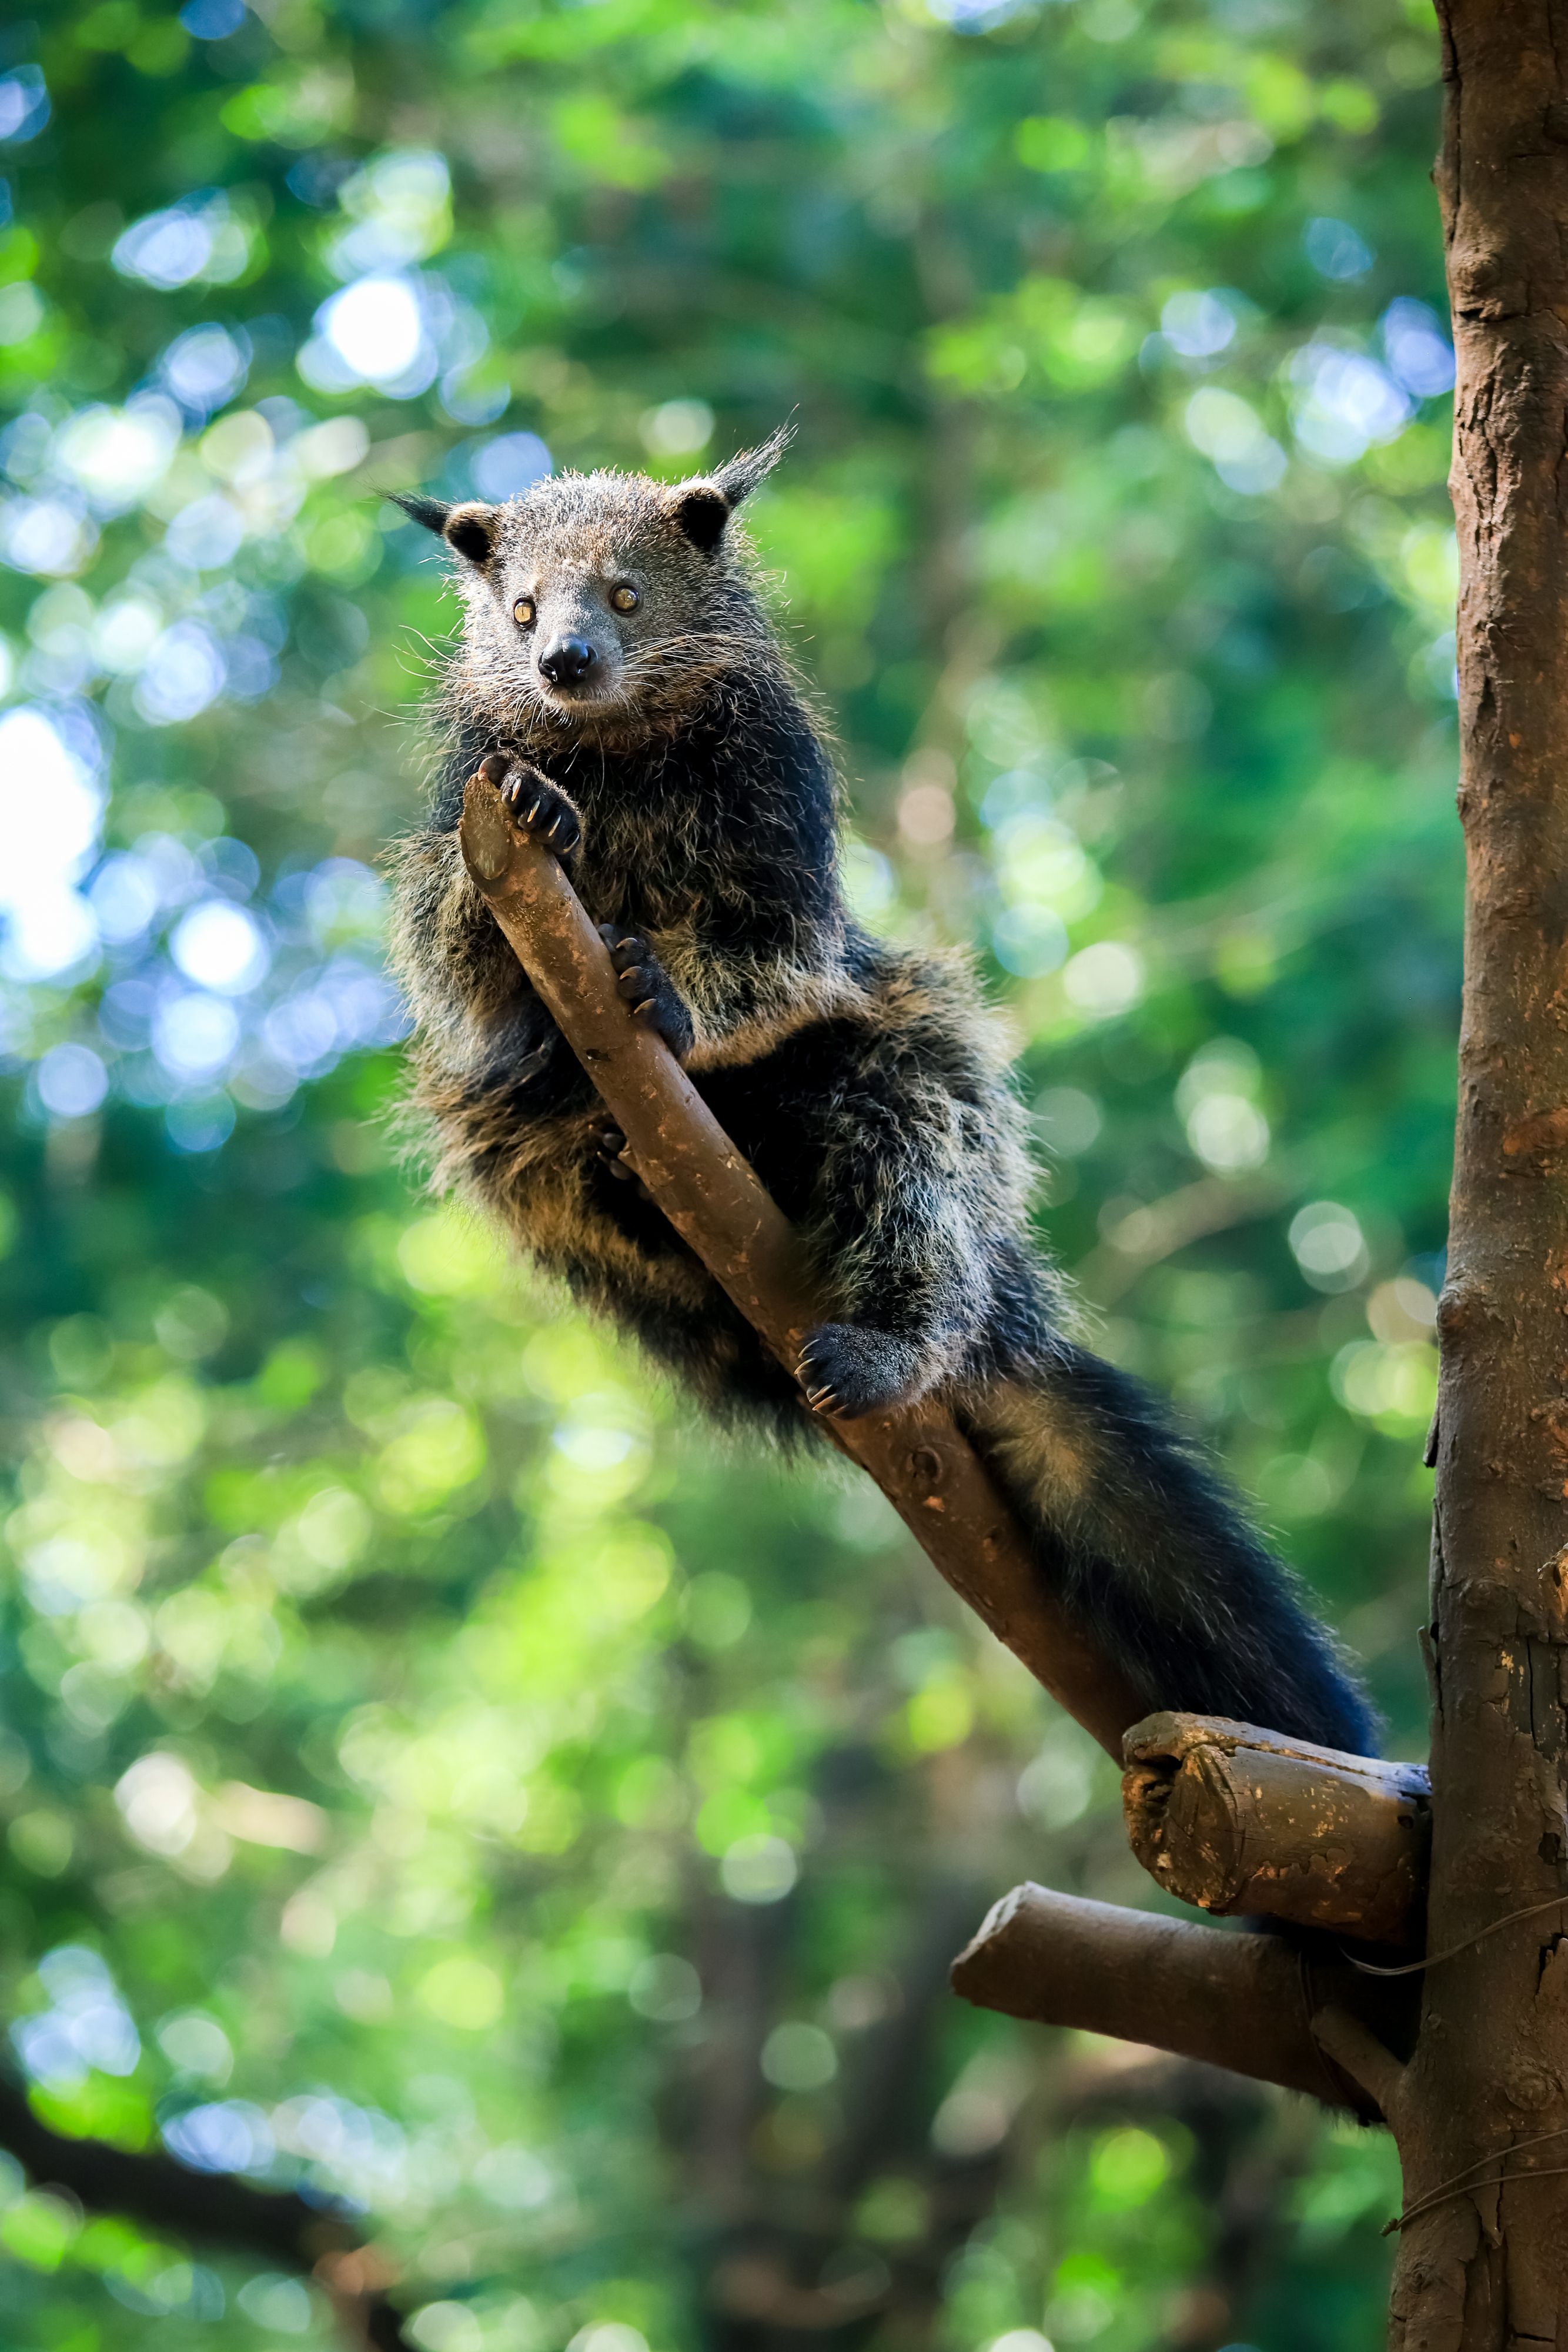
left=385, top=432, right=1375, bottom=1753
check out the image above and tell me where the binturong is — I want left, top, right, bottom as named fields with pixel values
left=386, top=428, right=1376, bottom=1756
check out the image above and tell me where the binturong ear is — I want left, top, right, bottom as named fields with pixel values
left=668, top=485, right=731, bottom=553
left=387, top=493, right=499, bottom=566
left=667, top=421, right=795, bottom=554
left=442, top=502, right=500, bottom=563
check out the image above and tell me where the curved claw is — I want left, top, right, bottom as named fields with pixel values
left=605, top=932, right=650, bottom=978
left=596, top=1127, right=638, bottom=1183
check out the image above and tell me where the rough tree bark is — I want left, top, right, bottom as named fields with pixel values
left=1343, top=8, right=1568, bottom=2341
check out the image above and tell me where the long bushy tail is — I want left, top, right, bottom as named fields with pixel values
left=956, top=1342, right=1378, bottom=1756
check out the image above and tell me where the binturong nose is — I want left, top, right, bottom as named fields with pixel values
left=539, top=634, right=597, bottom=687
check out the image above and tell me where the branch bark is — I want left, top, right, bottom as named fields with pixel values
left=1388, top=6, right=1568, bottom=2340
left=948, top=1883, right=1413, bottom=2118
left=1122, top=1713, right=1430, bottom=1945
left=459, top=770, right=1148, bottom=1757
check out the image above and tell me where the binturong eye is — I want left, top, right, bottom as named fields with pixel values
left=610, top=584, right=640, bottom=614
left=513, top=596, right=535, bottom=628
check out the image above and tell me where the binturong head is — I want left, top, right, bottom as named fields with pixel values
left=390, top=426, right=792, bottom=751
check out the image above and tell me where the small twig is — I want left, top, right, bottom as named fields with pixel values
left=1309, top=2004, right=1408, bottom=2122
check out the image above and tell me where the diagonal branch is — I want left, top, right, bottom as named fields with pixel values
left=458, top=770, right=1439, bottom=2110
left=458, top=769, right=1149, bottom=1759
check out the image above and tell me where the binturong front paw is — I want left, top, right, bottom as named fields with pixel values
left=597, top=924, right=694, bottom=1058
left=796, top=1324, right=922, bottom=1421
left=478, top=753, right=583, bottom=868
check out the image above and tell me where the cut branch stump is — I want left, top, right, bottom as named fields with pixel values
left=947, top=1883, right=1412, bottom=2118
left=1122, top=1713, right=1430, bottom=1945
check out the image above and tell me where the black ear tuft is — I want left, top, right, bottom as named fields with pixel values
left=667, top=422, right=794, bottom=553
left=671, top=486, right=731, bottom=553
left=389, top=492, right=453, bottom=536
left=711, top=420, right=794, bottom=509
left=443, top=502, right=499, bottom=565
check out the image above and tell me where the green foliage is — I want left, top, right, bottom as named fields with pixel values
left=0, top=0, right=1450, bottom=2344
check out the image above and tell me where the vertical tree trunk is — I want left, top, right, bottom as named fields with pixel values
left=1391, top=6, right=1568, bottom=2340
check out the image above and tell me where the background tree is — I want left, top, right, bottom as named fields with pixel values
left=0, top=0, right=1453, bottom=2346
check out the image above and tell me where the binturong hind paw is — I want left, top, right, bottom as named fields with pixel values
left=796, top=1324, right=922, bottom=1421
left=597, top=924, right=694, bottom=1058
left=478, top=753, right=583, bottom=868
